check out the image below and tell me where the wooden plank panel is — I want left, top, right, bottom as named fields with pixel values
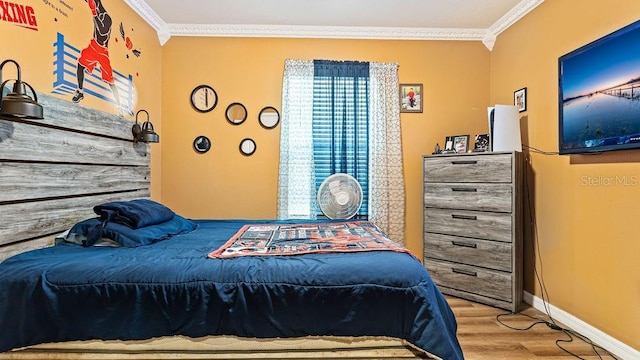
left=0, top=119, right=149, bottom=165
left=0, top=190, right=150, bottom=246
left=0, top=163, right=150, bottom=202
left=38, top=92, right=135, bottom=140
left=0, top=236, right=54, bottom=263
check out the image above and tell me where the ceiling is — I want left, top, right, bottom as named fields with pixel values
left=125, top=0, right=544, bottom=49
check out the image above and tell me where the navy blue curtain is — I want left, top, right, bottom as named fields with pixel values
left=312, top=60, right=369, bottom=218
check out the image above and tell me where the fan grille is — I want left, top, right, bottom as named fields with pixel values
left=317, top=173, right=363, bottom=219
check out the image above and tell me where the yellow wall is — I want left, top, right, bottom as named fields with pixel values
left=162, top=4, right=640, bottom=349
left=489, top=0, right=640, bottom=349
left=0, top=0, right=163, bottom=199
left=6, top=0, right=638, bottom=353
left=160, top=37, right=491, bottom=256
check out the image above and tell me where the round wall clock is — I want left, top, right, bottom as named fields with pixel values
left=190, top=85, right=218, bottom=113
left=239, top=138, right=256, bottom=156
left=193, top=135, right=211, bottom=153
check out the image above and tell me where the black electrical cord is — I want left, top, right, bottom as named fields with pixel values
left=522, top=144, right=559, bottom=155
left=494, top=149, right=619, bottom=360
left=497, top=310, right=618, bottom=359
left=496, top=311, right=547, bottom=331
left=556, top=327, right=618, bottom=360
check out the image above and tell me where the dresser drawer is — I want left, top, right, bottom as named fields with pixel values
left=424, top=183, right=512, bottom=212
left=423, top=233, right=512, bottom=272
left=425, top=258, right=512, bottom=302
left=424, top=208, right=512, bottom=242
left=424, top=153, right=512, bottom=183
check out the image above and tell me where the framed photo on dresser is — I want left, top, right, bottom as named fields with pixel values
left=445, top=134, right=469, bottom=153
left=473, top=134, right=490, bottom=152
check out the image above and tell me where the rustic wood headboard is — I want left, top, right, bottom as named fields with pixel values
left=0, top=93, right=151, bottom=261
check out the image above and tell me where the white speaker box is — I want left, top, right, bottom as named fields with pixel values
left=488, top=104, right=522, bottom=152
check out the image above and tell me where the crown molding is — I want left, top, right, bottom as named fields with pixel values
left=167, top=24, right=487, bottom=41
left=123, top=0, right=171, bottom=45
left=126, top=0, right=544, bottom=49
left=484, top=0, right=545, bottom=50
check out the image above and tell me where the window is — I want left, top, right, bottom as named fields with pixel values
left=279, top=59, right=405, bottom=242
left=312, top=62, right=369, bottom=218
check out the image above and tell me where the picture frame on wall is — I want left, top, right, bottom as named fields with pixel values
left=514, top=87, right=527, bottom=112
left=399, top=83, right=423, bottom=113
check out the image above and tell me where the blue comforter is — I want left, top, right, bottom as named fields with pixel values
left=0, top=220, right=463, bottom=359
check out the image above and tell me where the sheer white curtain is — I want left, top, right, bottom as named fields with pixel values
left=368, top=62, right=405, bottom=244
left=278, top=60, right=405, bottom=243
left=277, top=59, right=316, bottom=219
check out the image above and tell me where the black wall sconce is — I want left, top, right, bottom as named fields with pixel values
left=132, top=109, right=159, bottom=143
left=0, top=59, right=43, bottom=119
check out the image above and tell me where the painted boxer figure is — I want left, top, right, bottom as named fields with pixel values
left=72, top=0, right=121, bottom=113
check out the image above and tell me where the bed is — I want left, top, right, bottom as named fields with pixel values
left=0, top=217, right=463, bottom=359
left=0, top=93, right=463, bottom=359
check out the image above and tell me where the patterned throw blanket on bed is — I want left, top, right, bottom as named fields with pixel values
left=208, top=221, right=413, bottom=259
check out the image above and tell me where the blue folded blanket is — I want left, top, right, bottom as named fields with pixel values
left=94, top=199, right=175, bottom=229
left=70, top=214, right=198, bottom=247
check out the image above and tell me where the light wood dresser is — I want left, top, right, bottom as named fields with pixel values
left=422, top=151, right=523, bottom=312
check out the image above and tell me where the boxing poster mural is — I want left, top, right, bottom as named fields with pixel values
left=51, top=0, right=141, bottom=116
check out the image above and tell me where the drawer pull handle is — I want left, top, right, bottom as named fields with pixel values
left=452, top=268, right=477, bottom=277
left=451, top=187, right=477, bottom=192
left=451, top=160, right=477, bottom=165
left=452, top=241, right=477, bottom=248
left=451, top=214, right=477, bottom=220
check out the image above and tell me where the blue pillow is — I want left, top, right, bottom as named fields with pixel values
left=93, top=199, right=175, bottom=229
left=68, top=214, right=198, bottom=247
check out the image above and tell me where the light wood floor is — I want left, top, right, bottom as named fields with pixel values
left=447, top=296, right=618, bottom=359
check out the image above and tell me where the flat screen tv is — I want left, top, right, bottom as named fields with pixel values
left=558, top=19, right=640, bottom=154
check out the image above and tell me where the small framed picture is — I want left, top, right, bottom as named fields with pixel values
left=514, top=87, right=527, bottom=112
left=473, top=134, right=490, bottom=152
left=399, top=83, right=423, bottom=113
left=444, top=136, right=454, bottom=151
left=444, top=135, right=470, bottom=153
left=453, top=135, right=470, bottom=153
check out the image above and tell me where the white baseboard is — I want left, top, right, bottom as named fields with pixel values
left=523, top=291, right=639, bottom=360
